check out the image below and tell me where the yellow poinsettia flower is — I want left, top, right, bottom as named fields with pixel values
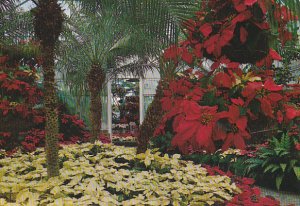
left=0, top=143, right=242, bottom=205
left=233, top=71, right=261, bottom=86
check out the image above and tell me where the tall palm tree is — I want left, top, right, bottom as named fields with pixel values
left=58, top=3, right=156, bottom=141
left=58, top=0, right=200, bottom=142
left=33, top=0, right=63, bottom=177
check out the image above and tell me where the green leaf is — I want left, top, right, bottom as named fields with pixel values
left=264, top=164, right=275, bottom=173
left=293, top=167, right=300, bottom=180
left=262, top=159, right=271, bottom=168
left=290, top=160, right=297, bottom=167
left=280, top=164, right=287, bottom=172
left=271, top=165, right=280, bottom=173
left=276, top=174, right=284, bottom=190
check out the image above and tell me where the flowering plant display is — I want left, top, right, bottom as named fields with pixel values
left=154, top=0, right=300, bottom=155
left=112, top=134, right=136, bottom=141
left=0, top=142, right=280, bottom=205
left=164, top=0, right=298, bottom=67
left=0, top=55, right=44, bottom=150
left=155, top=68, right=300, bottom=154
left=0, top=55, right=109, bottom=152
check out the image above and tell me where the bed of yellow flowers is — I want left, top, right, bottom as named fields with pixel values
left=0, top=141, right=241, bottom=206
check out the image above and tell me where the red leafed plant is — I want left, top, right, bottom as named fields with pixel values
left=204, top=165, right=281, bottom=205
left=164, top=0, right=297, bottom=67
left=0, top=55, right=110, bottom=152
left=0, top=56, right=44, bottom=148
left=154, top=0, right=299, bottom=154
left=154, top=68, right=300, bottom=154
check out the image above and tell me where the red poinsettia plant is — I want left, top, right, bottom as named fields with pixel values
left=0, top=57, right=44, bottom=128
left=154, top=0, right=299, bottom=154
left=204, top=165, right=281, bottom=205
left=155, top=68, right=300, bottom=154
left=164, top=0, right=297, bottom=67
left=0, top=55, right=110, bottom=152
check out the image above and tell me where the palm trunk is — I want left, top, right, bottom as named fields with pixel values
left=43, top=46, right=60, bottom=177
left=34, top=0, right=63, bottom=177
left=137, top=79, right=165, bottom=153
left=87, top=64, right=106, bottom=141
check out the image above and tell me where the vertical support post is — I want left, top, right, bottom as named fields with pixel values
left=107, top=80, right=112, bottom=141
left=139, top=77, right=144, bottom=125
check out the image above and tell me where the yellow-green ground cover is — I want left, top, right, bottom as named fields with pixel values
left=0, top=142, right=241, bottom=206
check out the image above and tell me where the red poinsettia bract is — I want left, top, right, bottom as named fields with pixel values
left=171, top=101, right=220, bottom=153
left=219, top=105, right=250, bottom=150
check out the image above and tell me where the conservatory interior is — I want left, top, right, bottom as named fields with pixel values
left=0, top=0, right=300, bottom=205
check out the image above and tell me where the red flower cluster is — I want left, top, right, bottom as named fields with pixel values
left=1, top=57, right=46, bottom=151
left=157, top=1, right=299, bottom=153
left=204, top=165, right=280, bottom=206
left=155, top=69, right=300, bottom=154
left=0, top=63, right=43, bottom=120
left=61, top=114, right=85, bottom=128
left=0, top=55, right=110, bottom=153
left=296, top=143, right=300, bottom=151
left=164, top=0, right=296, bottom=67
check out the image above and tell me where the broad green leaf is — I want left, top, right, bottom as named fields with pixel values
left=0, top=169, right=6, bottom=181
left=264, top=164, right=276, bottom=173
left=290, top=159, right=297, bottom=167
left=280, top=164, right=287, bottom=172
left=276, top=174, right=284, bottom=190
left=293, top=167, right=300, bottom=180
left=24, top=192, right=39, bottom=206
left=67, top=175, right=82, bottom=187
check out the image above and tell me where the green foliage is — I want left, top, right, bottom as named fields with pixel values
left=182, top=150, right=248, bottom=177
left=245, top=132, right=300, bottom=190
left=275, top=46, right=300, bottom=85
left=150, top=132, right=174, bottom=153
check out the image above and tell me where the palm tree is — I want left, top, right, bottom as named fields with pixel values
left=33, top=0, right=63, bottom=177
left=58, top=3, right=156, bottom=141
left=57, top=0, right=201, bottom=143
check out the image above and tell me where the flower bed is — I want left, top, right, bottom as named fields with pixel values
left=112, top=133, right=137, bottom=147
left=0, top=56, right=97, bottom=152
left=0, top=142, right=279, bottom=205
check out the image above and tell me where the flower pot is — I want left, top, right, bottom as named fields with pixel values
left=0, top=55, right=8, bottom=64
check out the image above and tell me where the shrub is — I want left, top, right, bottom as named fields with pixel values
left=0, top=55, right=106, bottom=152
left=245, top=132, right=300, bottom=190
left=0, top=56, right=44, bottom=150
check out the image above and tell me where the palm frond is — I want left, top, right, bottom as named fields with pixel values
left=0, top=0, right=15, bottom=13
left=0, top=10, right=34, bottom=44
left=124, top=0, right=201, bottom=50
left=57, top=5, right=137, bottom=94
left=109, top=56, right=158, bottom=78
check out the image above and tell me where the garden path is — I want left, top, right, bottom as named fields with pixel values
left=260, top=187, right=300, bottom=206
